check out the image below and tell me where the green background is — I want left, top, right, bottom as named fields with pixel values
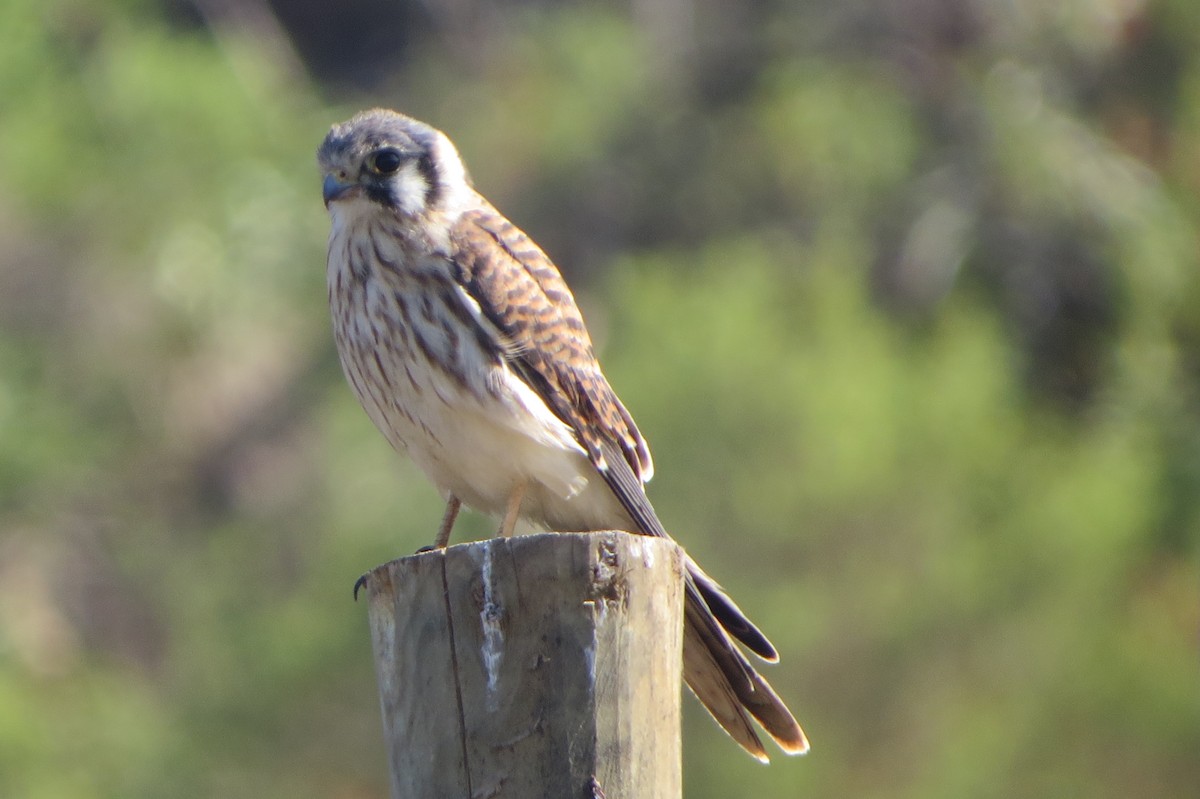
left=1, top=0, right=1197, bottom=796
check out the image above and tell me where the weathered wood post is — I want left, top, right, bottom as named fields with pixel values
left=362, top=531, right=685, bottom=799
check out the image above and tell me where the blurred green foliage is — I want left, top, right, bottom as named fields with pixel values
left=1, top=0, right=1197, bottom=797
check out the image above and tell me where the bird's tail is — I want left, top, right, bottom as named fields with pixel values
left=681, top=556, right=809, bottom=761
left=594, top=441, right=807, bottom=759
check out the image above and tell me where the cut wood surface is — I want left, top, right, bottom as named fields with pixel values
left=363, top=531, right=685, bottom=799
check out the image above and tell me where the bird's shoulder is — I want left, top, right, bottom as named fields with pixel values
left=448, top=205, right=583, bottom=326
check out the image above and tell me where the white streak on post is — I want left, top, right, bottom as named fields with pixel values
left=639, top=538, right=655, bottom=569
left=583, top=617, right=597, bottom=686
left=480, top=539, right=504, bottom=710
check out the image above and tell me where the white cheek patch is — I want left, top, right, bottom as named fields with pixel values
left=430, top=134, right=476, bottom=216
left=391, top=162, right=429, bottom=215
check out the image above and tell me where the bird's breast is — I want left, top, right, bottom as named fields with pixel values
left=325, top=218, right=602, bottom=523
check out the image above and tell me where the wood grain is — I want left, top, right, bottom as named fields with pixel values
left=364, top=531, right=684, bottom=799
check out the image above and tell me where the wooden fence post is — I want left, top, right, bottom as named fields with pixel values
left=361, top=531, right=685, bottom=799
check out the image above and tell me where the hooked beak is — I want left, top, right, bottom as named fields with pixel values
left=322, top=173, right=356, bottom=206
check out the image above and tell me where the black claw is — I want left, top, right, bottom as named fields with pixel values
left=353, top=573, right=369, bottom=601
left=415, top=544, right=436, bottom=553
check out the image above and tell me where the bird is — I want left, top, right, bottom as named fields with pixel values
left=317, top=108, right=808, bottom=761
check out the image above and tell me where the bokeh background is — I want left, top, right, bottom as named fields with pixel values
left=2, top=0, right=1198, bottom=796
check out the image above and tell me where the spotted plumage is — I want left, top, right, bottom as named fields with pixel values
left=318, top=108, right=808, bottom=760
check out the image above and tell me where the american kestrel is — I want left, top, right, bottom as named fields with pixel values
left=318, top=109, right=807, bottom=760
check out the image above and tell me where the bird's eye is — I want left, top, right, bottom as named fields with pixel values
left=370, top=149, right=404, bottom=175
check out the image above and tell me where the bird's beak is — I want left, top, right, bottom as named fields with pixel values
left=323, top=173, right=355, bottom=206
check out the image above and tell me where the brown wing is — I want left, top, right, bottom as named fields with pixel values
left=449, top=206, right=652, bottom=483
left=450, top=204, right=781, bottom=657
left=449, top=205, right=808, bottom=760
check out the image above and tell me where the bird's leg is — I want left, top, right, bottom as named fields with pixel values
left=430, top=494, right=462, bottom=550
left=498, top=479, right=527, bottom=539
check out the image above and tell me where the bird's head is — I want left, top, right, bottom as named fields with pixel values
left=317, top=109, right=473, bottom=219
